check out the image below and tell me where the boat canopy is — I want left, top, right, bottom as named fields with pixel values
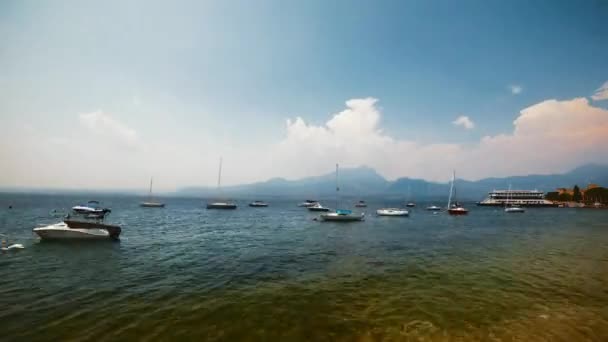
left=336, top=209, right=352, bottom=215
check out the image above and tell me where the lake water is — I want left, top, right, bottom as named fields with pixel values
left=1, top=193, right=607, bottom=341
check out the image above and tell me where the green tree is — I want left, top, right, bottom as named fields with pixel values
left=572, top=185, right=582, bottom=202
left=558, top=193, right=572, bottom=202
left=584, top=187, right=608, bottom=204
left=545, top=192, right=560, bottom=201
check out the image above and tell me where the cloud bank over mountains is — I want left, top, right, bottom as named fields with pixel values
left=2, top=87, right=608, bottom=190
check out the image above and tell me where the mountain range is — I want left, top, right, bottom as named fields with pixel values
left=177, top=163, right=608, bottom=200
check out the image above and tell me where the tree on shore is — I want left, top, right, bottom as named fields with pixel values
left=573, top=185, right=582, bottom=202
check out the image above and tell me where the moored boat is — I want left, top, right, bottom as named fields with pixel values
left=504, top=184, right=525, bottom=213
left=426, top=205, right=441, bottom=211
left=308, top=203, right=330, bottom=212
left=249, top=200, right=269, bottom=207
left=207, top=202, right=238, bottom=209
left=140, top=177, right=165, bottom=208
left=447, top=171, right=468, bottom=215
left=406, top=202, right=416, bottom=208
left=321, top=209, right=364, bottom=222
left=376, top=208, right=409, bottom=216
left=33, top=221, right=121, bottom=240
left=206, top=158, right=238, bottom=210
left=355, top=200, right=367, bottom=207
left=319, top=164, right=364, bottom=222
left=298, top=200, right=319, bottom=207
left=72, top=201, right=111, bottom=216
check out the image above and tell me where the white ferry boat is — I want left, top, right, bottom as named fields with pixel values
left=477, top=190, right=557, bottom=207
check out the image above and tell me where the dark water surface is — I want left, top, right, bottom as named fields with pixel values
left=1, top=194, right=607, bottom=341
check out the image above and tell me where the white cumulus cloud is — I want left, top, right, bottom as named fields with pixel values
left=79, top=110, right=140, bottom=148
left=267, top=97, right=608, bottom=182
left=452, top=115, right=475, bottom=129
left=591, top=81, right=608, bottom=101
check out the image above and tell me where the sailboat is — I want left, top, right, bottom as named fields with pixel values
left=405, top=184, right=416, bottom=207
left=140, top=177, right=165, bottom=208
left=504, top=184, right=525, bottom=213
left=206, top=158, right=237, bottom=209
left=447, top=170, right=468, bottom=215
left=320, top=164, right=365, bottom=222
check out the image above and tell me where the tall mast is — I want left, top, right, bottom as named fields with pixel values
left=217, top=157, right=223, bottom=193
left=335, top=163, right=339, bottom=210
left=447, top=170, right=455, bottom=209
left=148, top=177, right=153, bottom=200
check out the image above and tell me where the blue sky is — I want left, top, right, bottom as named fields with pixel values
left=1, top=0, right=607, bottom=189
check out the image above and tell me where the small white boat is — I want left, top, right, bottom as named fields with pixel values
left=308, top=203, right=330, bottom=212
left=72, top=201, right=111, bottom=215
left=503, top=184, right=525, bottom=213
left=376, top=208, right=409, bottom=216
left=426, top=205, right=441, bottom=211
left=298, top=200, right=319, bottom=207
left=1, top=234, right=24, bottom=251
left=505, top=206, right=525, bottom=213
left=207, top=202, right=237, bottom=209
left=406, top=202, right=416, bottom=208
left=249, top=201, right=269, bottom=207
left=355, top=200, right=367, bottom=208
left=33, top=221, right=121, bottom=240
left=321, top=210, right=365, bottom=222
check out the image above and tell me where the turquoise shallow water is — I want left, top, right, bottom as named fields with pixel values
left=1, top=193, right=607, bottom=341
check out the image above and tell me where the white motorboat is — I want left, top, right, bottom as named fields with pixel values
left=320, top=209, right=365, bottom=222
left=426, top=205, right=441, bottom=211
left=505, top=206, right=525, bottom=213
left=308, top=203, right=330, bottom=212
left=249, top=200, right=269, bottom=207
left=355, top=200, right=367, bottom=208
left=207, top=202, right=237, bottom=209
left=298, top=200, right=319, bottom=207
left=504, top=184, right=525, bottom=213
left=376, top=208, right=409, bottom=216
left=33, top=221, right=121, bottom=240
left=1, top=234, right=24, bottom=251
left=72, top=201, right=112, bottom=216
left=406, top=202, right=416, bottom=208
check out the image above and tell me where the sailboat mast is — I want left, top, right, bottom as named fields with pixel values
left=217, top=157, right=223, bottom=190
left=148, top=177, right=153, bottom=200
left=335, top=163, right=339, bottom=210
left=447, top=170, right=455, bottom=209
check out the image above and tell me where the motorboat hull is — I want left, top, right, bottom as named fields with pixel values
left=505, top=207, right=525, bottom=213
left=320, top=213, right=365, bottom=221
left=448, top=208, right=469, bottom=215
left=33, top=222, right=121, bottom=240
left=206, top=203, right=237, bottom=209
left=406, top=203, right=416, bottom=208
left=308, top=206, right=330, bottom=212
left=426, top=206, right=442, bottom=211
left=249, top=203, right=269, bottom=207
left=140, top=202, right=165, bottom=208
left=377, top=209, right=409, bottom=216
